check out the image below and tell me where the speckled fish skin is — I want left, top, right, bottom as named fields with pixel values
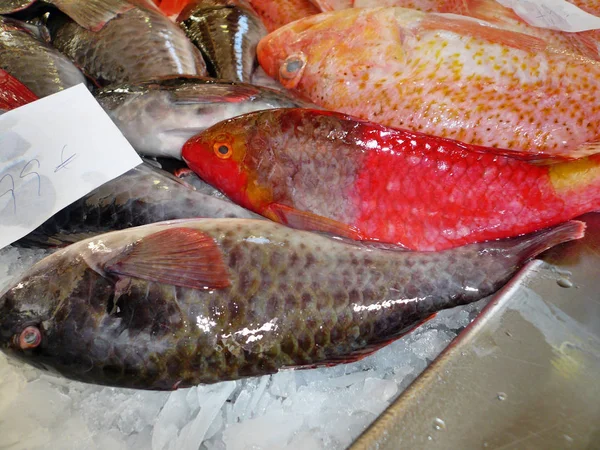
left=257, top=7, right=600, bottom=158
left=0, top=17, right=87, bottom=97
left=247, top=0, right=320, bottom=32
left=45, top=5, right=207, bottom=86
left=0, top=218, right=582, bottom=389
left=18, top=162, right=260, bottom=247
left=177, top=0, right=267, bottom=82
left=324, top=0, right=600, bottom=60
left=95, top=76, right=311, bottom=158
left=182, top=108, right=600, bottom=251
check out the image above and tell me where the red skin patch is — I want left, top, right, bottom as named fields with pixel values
left=346, top=125, right=600, bottom=250
left=182, top=109, right=600, bottom=251
left=0, top=69, right=37, bottom=110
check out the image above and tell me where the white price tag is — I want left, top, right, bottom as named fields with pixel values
left=0, top=84, right=142, bottom=249
left=496, top=0, right=600, bottom=32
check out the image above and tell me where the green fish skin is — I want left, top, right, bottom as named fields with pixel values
left=0, top=219, right=583, bottom=390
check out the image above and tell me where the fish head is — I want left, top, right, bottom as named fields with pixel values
left=0, top=254, right=67, bottom=370
left=257, top=10, right=342, bottom=90
left=182, top=113, right=277, bottom=213
left=257, top=7, right=415, bottom=95
left=0, top=250, right=113, bottom=376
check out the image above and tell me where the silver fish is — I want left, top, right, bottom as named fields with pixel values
left=0, top=16, right=87, bottom=97
left=178, top=0, right=267, bottom=82
left=95, top=76, right=312, bottom=159
left=0, top=0, right=136, bottom=31
left=46, top=2, right=207, bottom=86
left=18, top=162, right=260, bottom=247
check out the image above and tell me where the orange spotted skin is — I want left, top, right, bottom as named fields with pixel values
left=346, top=0, right=600, bottom=60
left=182, top=108, right=600, bottom=251
left=248, top=0, right=320, bottom=32
left=257, top=7, right=600, bottom=158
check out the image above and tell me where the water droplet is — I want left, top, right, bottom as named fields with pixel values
left=433, top=418, right=446, bottom=431
left=497, top=392, right=507, bottom=401
left=557, top=277, right=573, bottom=288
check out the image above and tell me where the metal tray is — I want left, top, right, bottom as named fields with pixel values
left=351, top=213, right=600, bottom=450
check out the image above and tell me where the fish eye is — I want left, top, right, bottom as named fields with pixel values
left=18, top=326, right=41, bottom=350
left=279, top=53, right=307, bottom=88
left=213, top=142, right=233, bottom=159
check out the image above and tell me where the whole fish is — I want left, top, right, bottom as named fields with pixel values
left=177, top=0, right=267, bottom=82
left=0, top=0, right=134, bottom=30
left=0, top=17, right=87, bottom=98
left=313, top=0, right=600, bottom=60
left=95, top=76, right=311, bottom=159
left=18, top=162, right=260, bottom=247
left=182, top=108, right=600, bottom=251
left=0, top=68, right=38, bottom=112
left=257, top=7, right=600, bottom=158
left=0, top=218, right=582, bottom=389
left=45, top=2, right=207, bottom=86
left=247, top=0, right=320, bottom=32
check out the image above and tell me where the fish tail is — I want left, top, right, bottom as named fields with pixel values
left=548, top=154, right=600, bottom=211
left=507, top=220, right=585, bottom=263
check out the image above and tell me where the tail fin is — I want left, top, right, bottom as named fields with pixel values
left=509, top=220, right=585, bottom=263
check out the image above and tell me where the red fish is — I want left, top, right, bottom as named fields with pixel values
left=0, top=68, right=38, bottom=111
left=155, top=0, right=191, bottom=18
left=257, top=7, right=600, bottom=159
left=247, top=0, right=320, bottom=32
left=182, top=108, right=600, bottom=251
left=311, top=0, right=600, bottom=60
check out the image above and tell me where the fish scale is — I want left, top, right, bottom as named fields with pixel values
left=257, top=7, right=600, bottom=158
left=47, top=6, right=207, bottom=86
left=247, top=0, right=320, bottom=32
left=183, top=108, right=600, bottom=250
left=0, top=219, right=582, bottom=389
left=17, top=162, right=260, bottom=247
left=178, top=0, right=267, bottom=83
left=0, top=17, right=86, bottom=97
left=314, top=0, right=600, bottom=60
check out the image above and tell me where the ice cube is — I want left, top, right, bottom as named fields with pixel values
left=94, top=429, right=128, bottom=450
left=287, top=430, right=323, bottom=450
left=222, top=411, right=304, bottom=450
left=175, top=382, right=235, bottom=450
left=269, top=370, right=296, bottom=398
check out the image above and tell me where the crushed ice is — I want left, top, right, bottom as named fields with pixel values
left=0, top=245, right=488, bottom=449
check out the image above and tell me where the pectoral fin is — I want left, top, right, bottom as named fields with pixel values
left=265, top=203, right=364, bottom=240
left=105, top=227, right=231, bottom=289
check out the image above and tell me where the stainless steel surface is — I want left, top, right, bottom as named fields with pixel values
left=351, top=213, right=600, bottom=450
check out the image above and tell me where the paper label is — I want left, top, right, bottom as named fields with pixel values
left=496, top=0, right=600, bottom=32
left=0, top=84, right=142, bottom=249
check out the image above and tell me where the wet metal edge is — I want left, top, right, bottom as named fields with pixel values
left=350, top=213, right=600, bottom=450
